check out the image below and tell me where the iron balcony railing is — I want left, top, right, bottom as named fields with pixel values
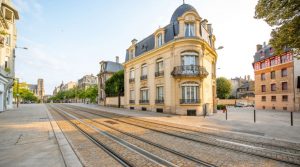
left=129, top=78, right=135, bottom=83
left=129, top=100, right=135, bottom=104
left=155, top=71, right=164, bottom=77
left=180, top=99, right=200, bottom=104
left=155, top=99, right=164, bottom=104
left=139, top=100, right=149, bottom=104
left=140, top=75, right=148, bottom=81
left=171, top=65, right=208, bottom=78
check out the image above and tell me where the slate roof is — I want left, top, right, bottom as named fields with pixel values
left=28, top=84, right=37, bottom=91
left=253, top=45, right=291, bottom=63
left=125, top=4, right=200, bottom=62
left=170, top=4, right=199, bottom=23
left=103, top=61, right=123, bottom=73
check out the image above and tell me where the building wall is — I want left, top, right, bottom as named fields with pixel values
left=124, top=40, right=217, bottom=115
left=0, top=0, right=18, bottom=110
left=106, top=96, right=124, bottom=107
left=254, top=61, right=294, bottom=111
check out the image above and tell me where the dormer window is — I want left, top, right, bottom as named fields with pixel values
left=185, top=23, right=195, bottom=37
left=157, top=34, right=163, bottom=47
left=129, top=49, right=134, bottom=60
left=4, top=8, right=14, bottom=23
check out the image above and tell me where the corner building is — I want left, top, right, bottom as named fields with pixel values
left=124, top=4, right=218, bottom=116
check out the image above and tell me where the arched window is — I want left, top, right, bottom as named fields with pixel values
left=181, top=82, right=199, bottom=104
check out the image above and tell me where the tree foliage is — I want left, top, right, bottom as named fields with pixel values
left=13, top=81, right=38, bottom=102
left=254, top=0, right=300, bottom=54
left=49, top=85, right=98, bottom=103
left=105, top=70, right=124, bottom=97
left=216, top=77, right=232, bottom=99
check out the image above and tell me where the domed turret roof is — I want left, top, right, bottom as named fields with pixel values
left=170, top=4, right=199, bottom=23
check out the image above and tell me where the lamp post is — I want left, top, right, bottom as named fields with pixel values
left=214, top=46, right=224, bottom=113
left=14, top=46, right=28, bottom=108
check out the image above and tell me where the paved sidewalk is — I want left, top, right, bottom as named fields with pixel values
left=0, top=104, right=77, bottom=167
left=71, top=103, right=300, bottom=143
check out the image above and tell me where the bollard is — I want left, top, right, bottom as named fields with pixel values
left=254, top=109, right=256, bottom=123
left=291, top=112, right=294, bottom=126
left=226, top=109, right=228, bottom=120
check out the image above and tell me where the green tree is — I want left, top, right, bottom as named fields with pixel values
left=216, top=77, right=232, bottom=99
left=105, top=70, right=124, bottom=107
left=254, top=0, right=300, bottom=54
left=18, top=88, right=38, bottom=102
left=85, top=85, right=98, bottom=103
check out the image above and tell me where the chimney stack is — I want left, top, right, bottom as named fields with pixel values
left=256, top=44, right=262, bottom=51
left=207, top=24, right=213, bottom=35
left=131, top=39, right=138, bottom=45
left=202, top=19, right=208, bottom=29
left=116, top=56, right=119, bottom=63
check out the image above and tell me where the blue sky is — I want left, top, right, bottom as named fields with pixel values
left=13, top=0, right=272, bottom=94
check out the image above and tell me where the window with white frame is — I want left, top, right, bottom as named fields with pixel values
left=181, top=52, right=199, bottom=66
left=181, top=82, right=199, bottom=100
left=141, top=64, right=147, bottom=76
left=156, top=86, right=164, bottom=100
left=157, top=34, right=163, bottom=47
left=129, top=49, right=134, bottom=59
left=156, top=59, right=163, bottom=72
left=130, top=68, right=135, bottom=79
left=185, top=23, right=195, bottom=37
left=130, top=90, right=135, bottom=100
left=140, top=88, right=149, bottom=101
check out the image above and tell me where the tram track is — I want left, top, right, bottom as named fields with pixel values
left=62, top=104, right=300, bottom=166
left=49, top=104, right=216, bottom=167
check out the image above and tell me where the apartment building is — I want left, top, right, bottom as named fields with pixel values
left=0, top=0, right=18, bottom=111
left=61, top=81, right=77, bottom=91
left=98, top=57, right=123, bottom=105
left=124, top=3, right=218, bottom=116
left=78, top=74, right=97, bottom=90
left=253, top=43, right=298, bottom=111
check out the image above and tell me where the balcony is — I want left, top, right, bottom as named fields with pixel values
left=139, top=100, right=149, bottom=104
left=180, top=99, right=200, bottom=104
left=129, top=100, right=135, bottom=104
left=129, top=78, right=135, bottom=83
left=155, top=71, right=164, bottom=77
left=171, top=65, right=208, bottom=78
left=155, top=99, right=164, bottom=104
left=140, top=75, right=148, bottom=81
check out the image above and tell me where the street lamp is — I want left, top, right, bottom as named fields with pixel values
left=216, top=46, right=224, bottom=50
left=14, top=46, right=28, bottom=108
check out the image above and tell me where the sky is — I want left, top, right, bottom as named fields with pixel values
left=13, top=0, right=272, bottom=95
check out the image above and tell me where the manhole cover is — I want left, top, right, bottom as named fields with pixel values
left=104, top=120, right=118, bottom=125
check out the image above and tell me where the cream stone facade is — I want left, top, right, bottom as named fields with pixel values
left=124, top=4, right=218, bottom=116
left=61, top=81, right=77, bottom=91
left=0, top=0, right=18, bottom=111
